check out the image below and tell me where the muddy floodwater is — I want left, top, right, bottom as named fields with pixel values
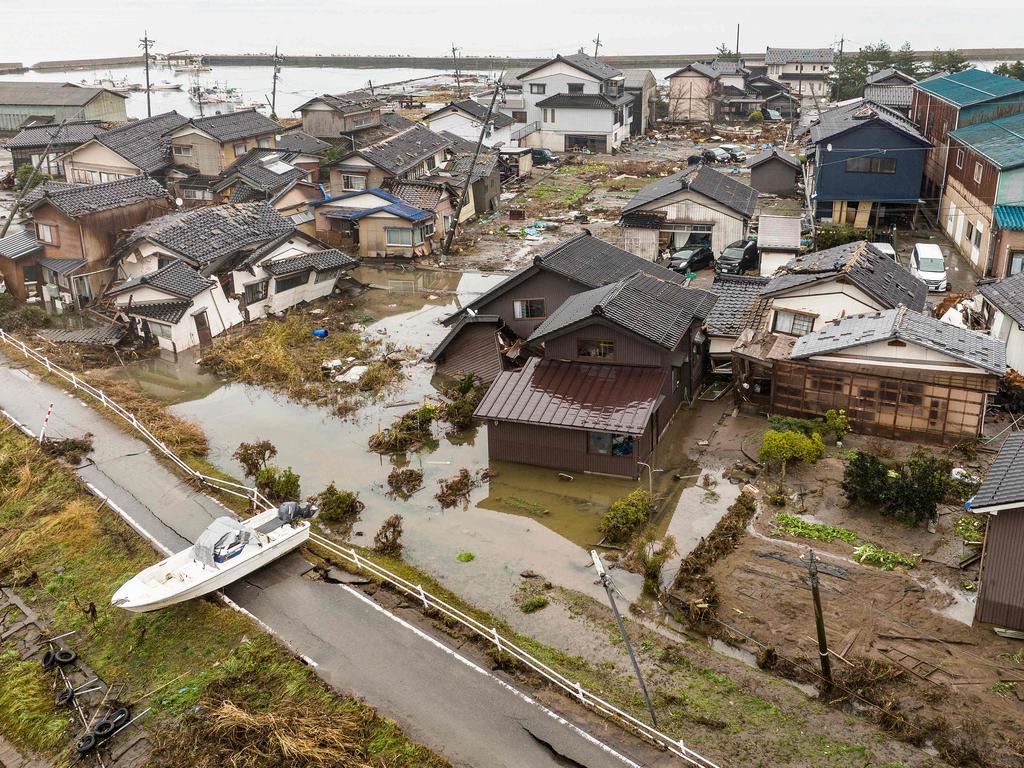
left=112, top=266, right=727, bottom=615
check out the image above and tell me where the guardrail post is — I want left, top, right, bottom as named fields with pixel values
left=70, top=373, right=78, bottom=389
left=352, top=550, right=361, bottom=569
left=575, top=681, right=585, bottom=702
left=417, top=584, right=428, bottom=609
left=491, top=627, right=502, bottom=654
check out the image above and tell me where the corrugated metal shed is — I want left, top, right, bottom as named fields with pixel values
left=914, top=68, right=1024, bottom=107
left=949, top=113, right=1024, bottom=171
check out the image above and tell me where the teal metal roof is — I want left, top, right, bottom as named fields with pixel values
left=950, top=113, right=1024, bottom=170
left=994, top=205, right=1024, bottom=231
left=915, top=69, right=1024, bottom=108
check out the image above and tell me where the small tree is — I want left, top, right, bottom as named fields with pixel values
left=373, top=514, right=404, bottom=557
left=233, top=439, right=278, bottom=478
left=888, top=455, right=947, bottom=525
left=824, top=409, right=851, bottom=441
left=747, top=110, right=764, bottom=124
left=841, top=451, right=891, bottom=506
left=599, top=489, right=655, bottom=544
left=629, top=528, right=678, bottom=596
left=14, top=164, right=48, bottom=193
left=256, top=466, right=300, bottom=504
left=759, top=430, right=825, bottom=478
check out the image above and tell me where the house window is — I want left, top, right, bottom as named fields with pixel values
left=421, top=220, right=435, bottom=238
left=385, top=227, right=414, bottom=246
left=258, top=138, right=272, bottom=149
left=577, top=339, right=615, bottom=359
left=443, top=214, right=454, bottom=231
left=341, top=174, right=366, bottom=191
left=973, top=162, right=983, bottom=183
left=955, top=148, right=964, bottom=169
left=426, top=155, right=437, bottom=171
left=315, top=269, right=340, bottom=284
left=172, top=144, right=193, bottom=158
left=845, top=156, right=897, bottom=174
left=973, top=226, right=983, bottom=249
left=966, top=222, right=974, bottom=242
left=568, top=82, right=584, bottom=94
left=772, top=310, right=815, bottom=336
left=529, top=84, right=546, bottom=94
left=512, top=298, right=545, bottom=319
left=147, top=321, right=172, bottom=339
left=512, top=110, right=527, bottom=123
left=352, top=116, right=374, bottom=128
left=183, top=187, right=213, bottom=200
left=1010, top=251, right=1024, bottom=276
left=233, top=142, right=247, bottom=157
left=587, top=432, right=634, bottom=456
left=274, top=271, right=310, bottom=292
left=244, top=280, right=268, bottom=303
left=36, top=223, right=57, bottom=245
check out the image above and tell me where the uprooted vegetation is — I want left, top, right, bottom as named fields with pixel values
left=437, top=373, right=487, bottom=431
left=387, top=467, right=424, bottom=499
left=199, top=305, right=404, bottom=417
left=368, top=404, right=439, bottom=454
left=435, top=468, right=491, bottom=509
left=39, top=433, right=94, bottom=464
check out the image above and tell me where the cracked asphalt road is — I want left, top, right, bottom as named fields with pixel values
left=0, top=355, right=668, bottom=768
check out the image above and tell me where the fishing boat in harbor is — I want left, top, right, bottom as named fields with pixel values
left=111, top=502, right=316, bottom=612
left=148, top=80, right=182, bottom=91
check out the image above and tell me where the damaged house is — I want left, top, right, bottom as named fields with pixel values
left=976, top=272, right=1024, bottom=372
left=325, top=121, right=452, bottom=194
left=421, top=99, right=514, bottom=147
left=474, top=271, right=717, bottom=478
left=619, top=165, right=758, bottom=258
left=212, top=148, right=319, bottom=232
left=294, top=91, right=386, bottom=143
left=310, top=188, right=439, bottom=259
left=60, top=111, right=189, bottom=184
left=4, top=120, right=108, bottom=179
left=107, top=202, right=356, bottom=351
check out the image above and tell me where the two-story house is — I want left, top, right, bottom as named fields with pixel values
left=474, top=271, right=717, bottom=478
left=804, top=100, right=931, bottom=226
left=666, top=62, right=727, bottom=123
left=5, top=121, right=108, bottom=179
left=325, top=123, right=452, bottom=194
left=943, top=113, right=1024, bottom=277
left=310, top=189, right=439, bottom=259
left=294, top=91, right=385, bottom=143
left=421, top=99, right=513, bottom=147
left=504, top=52, right=632, bottom=153
left=763, top=47, right=834, bottom=101
left=60, top=111, right=189, bottom=184
left=863, top=68, right=917, bottom=117
left=622, top=69, right=658, bottom=136
left=910, top=69, right=1024, bottom=206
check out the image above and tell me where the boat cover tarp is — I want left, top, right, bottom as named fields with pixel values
left=194, top=516, right=250, bottom=567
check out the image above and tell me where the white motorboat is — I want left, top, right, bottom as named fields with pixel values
left=111, top=503, right=316, bottom=612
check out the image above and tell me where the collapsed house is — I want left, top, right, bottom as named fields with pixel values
left=976, top=272, right=1024, bottom=372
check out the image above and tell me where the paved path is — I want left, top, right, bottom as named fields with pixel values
left=0, top=355, right=663, bottom=768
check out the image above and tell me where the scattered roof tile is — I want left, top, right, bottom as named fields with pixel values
left=807, top=99, right=927, bottom=145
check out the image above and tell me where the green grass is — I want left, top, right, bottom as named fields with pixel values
left=0, top=646, right=68, bottom=752
left=518, top=595, right=549, bottom=613
left=455, top=551, right=475, bottom=563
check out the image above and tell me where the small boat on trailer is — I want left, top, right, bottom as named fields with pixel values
left=112, top=502, right=316, bottom=613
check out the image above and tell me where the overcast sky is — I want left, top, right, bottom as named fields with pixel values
left=4, top=0, right=1022, bottom=64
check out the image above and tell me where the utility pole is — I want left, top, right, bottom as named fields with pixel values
left=735, top=24, right=740, bottom=59
left=592, top=551, right=658, bottom=725
left=270, top=46, right=283, bottom=119
left=441, top=71, right=503, bottom=257
left=593, top=33, right=603, bottom=59
left=807, top=549, right=833, bottom=690
left=139, top=31, right=154, bottom=117
left=834, top=36, right=845, bottom=101
left=366, top=80, right=374, bottom=96
left=451, top=44, right=463, bottom=97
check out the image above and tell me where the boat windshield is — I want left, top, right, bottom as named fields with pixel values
left=194, top=517, right=250, bottom=566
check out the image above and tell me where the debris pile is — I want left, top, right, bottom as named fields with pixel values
left=367, top=404, right=439, bottom=454
left=435, top=468, right=491, bottom=509
left=386, top=468, right=424, bottom=499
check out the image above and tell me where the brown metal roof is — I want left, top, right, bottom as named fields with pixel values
left=474, top=358, right=665, bottom=435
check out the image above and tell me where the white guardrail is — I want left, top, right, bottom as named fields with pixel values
left=0, top=328, right=720, bottom=768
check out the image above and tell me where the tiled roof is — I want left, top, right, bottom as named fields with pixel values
left=36, top=256, right=85, bottom=275
left=0, top=228, right=41, bottom=260
left=261, top=248, right=357, bottom=276
left=535, top=92, right=633, bottom=109
left=865, top=68, right=917, bottom=85
left=790, top=306, right=1006, bottom=375
left=970, top=431, right=1024, bottom=511
left=218, top=149, right=308, bottom=192
left=445, top=153, right=498, bottom=183
left=118, top=202, right=294, bottom=271
left=949, top=113, right=1024, bottom=170
left=756, top=215, right=802, bottom=250
left=189, top=109, right=280, bottom=142
left=295, top=90, right=384, bottom=115
left=349, top=123, right=452, bottom=176
left=0, top=81, right=126, bottom=107
left=433, top=99, right=513, bottom=128
left=122, top=298, right=193, bottom=324
left=705, top=274, right=771, bottom=337
left=537, top=233, right=686, bottom=287
left=994, top=205, right=1024, bottom=231
left=520, top=53, right=621, bottom=81
left=275, top=130, right=331, bottom=155
left=474, top=357, right=664, bottom=435
left=977, top=272, right=1024, bottom=327
left=668, top=62, right=720, bottom=79
left=747, top=147, right=800, bottom=170
left=437, top=130, right=482, bottom=155
left=22, top=176, right=169, bottom=218
left=37, top=325, right=126, bottom=345
left=623, top=166, right=758, bottom=218
left=93, top=111, right=189, bottom=173
left=765, top=47, right=834, bottom=65
left=807, top=99, right=927, bottom=145
left=530, top=271, right=717, bottom=350
left=382, top=179, right=447, bottom=210
left=108, top=259, right=213, bottom=299
left=350, top=114, right=418, bottom=147
left=622, top=69, right=655, bottom=89
left=863, top=84, right=915, bottom=109
left=914, top=68, right=1024, bottom=108
left=764, top=240, right=927, bottom=311
left=313, top=189, right=434, bottom=224
left=4, top=120, right=106, bottom=149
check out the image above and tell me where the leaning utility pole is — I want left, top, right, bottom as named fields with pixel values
left=139, top=31, right=154, bottom=117
left=0, top=120, right=67, bottom=238
left=441, top=71, right=503, bottom=257
left=592, top=551, right=658, bottom=725
left=807, top=549, right=833, bottom=689
left=451, top=44, right=463, bottom=97
left=270, top=46, right=283, bottom=119
left=593, top=33, right=603, bottom=58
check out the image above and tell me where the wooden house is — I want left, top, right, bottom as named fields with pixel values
left=165, top=109, right=282, bottom=176
left=5, top=120, right=107, bottom=179
left=421, top=99, right=513, bottom=147
left=61, top=111, right=189, bottom=184
left=747, top=147, right=801, bottom=196
left=622, top=69, right=658, bottom=135
left=310, top=189, right=437, bottom=258
left=976, top=272, right=1024, bottom=372
left=325, top=123, right=451, bottom=194
left=0, top=228, right=44, bottom=301
left=294, top=91, right=385, bottom=142
left=863, top=68, right=917, bottom=117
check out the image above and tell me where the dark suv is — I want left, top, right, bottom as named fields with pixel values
left=716, top=240, right=759, bottom=274
left=531, top=148, right=560, bottom=166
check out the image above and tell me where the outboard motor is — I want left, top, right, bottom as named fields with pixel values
left=277, top=501, right=318, bottom=524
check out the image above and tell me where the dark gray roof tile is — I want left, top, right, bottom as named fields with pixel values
left=4, top=120, right=106, bottom=149
left=94, top=111, right=189, bottom=173
left=108, top=259, right=212, bottom=299
left=261, top=248, right=357, bottom=276
left=122, top=298, right=193, bottom=324
left=190, top=109, right=280, bottom=142
left=706, top=274, right=771, bottom=336
left=971, top=431, right=1024, bottom=511
left=275, top=130, right=331, bottom=155
left=807, top=99, right=927, bottom=145
left=22, top=176, right=169, bottom=218
left=624, top=166, right=758, bottom=218
left=977, top=273, right=1024, bottom=327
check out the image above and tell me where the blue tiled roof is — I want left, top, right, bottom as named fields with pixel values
left=915, top=69, right=1024, bottom=108
left=994, top=205, right=1024, bottom=231
left=950, top=113, right=1024, bottom=171
left=313, top=188, right=433, bottom=223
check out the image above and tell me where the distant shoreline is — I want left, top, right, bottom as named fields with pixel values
left=3, top=48, right=1022, bottom=75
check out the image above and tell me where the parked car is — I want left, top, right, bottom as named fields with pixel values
left=702, top=148, right=731, bottom=164
left=909, top=243, right=948, bottom=291
left=719, top=144, right=748, bottom=162
left=716, top=240, right=759, bottom=274
left=871, top=242, right=898, bottom=262
left=531, top=148, right=560, bottom=166
left=668, top=246, right=714, bottom=274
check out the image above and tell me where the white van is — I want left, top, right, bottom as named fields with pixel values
left=910, top=243, right=948, bottom=292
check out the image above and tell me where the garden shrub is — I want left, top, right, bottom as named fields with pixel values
left=842, top=451, right=952, bottom=526
left=747, top=110, right=764, bottom=123
left=841, top=451, right=891, bottom=506
left=824, top=409, right=851, bottom=440
left=600, top=489, right=655, bottom=544
left=767, top=415, right=824, bottom=437
left=758, top=429, right=825, bottom=477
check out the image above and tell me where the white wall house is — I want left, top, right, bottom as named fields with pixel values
left=764, top=47, right=834, bottom=100
left=502, top=53, right=632, bottom=153
left=977, top=274, right=1024, bottom=372
left=421, top=100, right=513, bottom=147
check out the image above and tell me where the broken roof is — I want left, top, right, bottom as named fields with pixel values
left=747, top=147, right=800, bottom=171
left=756, top=215, right=802, bottom=251
left=4, top=120, right=106, bottom=149
left=261, top=249, right=357, bottom=276
left=764, top=240, right=927, bottom=311
left=474, top=357, right=664, bottom=435
left=294, top=90, right=383, bottom=114
left=623, top=166, right=758, bottom=219
left=914, top=68, right=1024, bottom=108
left=765, top=47, right=834, bottom=65
left=312, top=189, right=434, bottom=224
left=185, top=109, right=281, bottom=142
left=977, top=272, right=1024, bottom=327
left=437, top=130, right=482, bottom=155
left=217, top=149, right=308, bottom=193
left=342, top=123, right=452, bottom=176
left=108, top=259, right=213, bottom=299
left=121, top=298, right=194, bottom=325
left=790, top=306, right=1006, bottom=375
left=444, top=153, right=498, bottom=183
left=949, top=112, right=1024, bottom=171
left=529, top=271, right=717, bottom=350
left=274, top=130, right=331, bottom=155
left=22, top=176, right=169, bottom=218
left=90, top=111, right=190, bottom=173
left=0, top=81, right=127, bottom=106
left=807, top=99, right=928, bottom=145
left=705, top=274, right=771, bottom=337
left=970, top=431, right=1024, bottom=512
left=382, top=179, right=448, bottom=210
left=519, top=52, right=621, bottom=82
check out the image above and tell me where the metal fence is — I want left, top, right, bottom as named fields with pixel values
left=0, top=328, right=720, bottom=768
